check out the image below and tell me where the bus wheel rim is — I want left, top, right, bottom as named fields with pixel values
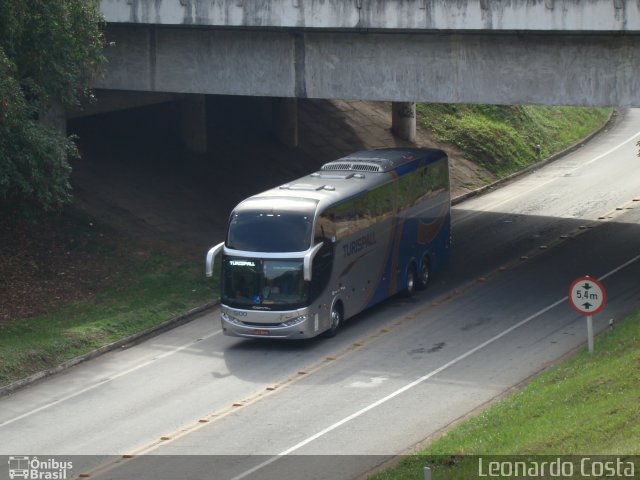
left=407, top=269, right=415, bottom=293
left=420, top=261, right=430, bottom=285
left=331, top=308, right=341, bottom=329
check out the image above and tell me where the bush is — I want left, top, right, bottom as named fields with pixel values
left=0, top=0, right=104, bottom=222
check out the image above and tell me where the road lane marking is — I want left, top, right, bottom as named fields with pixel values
left=600, top=254, right=640, bottom=281
left=230, top=253, right=640, bottom=480
left=63, top=247, right=640, bottom=480
left=0, top=329, right=223, bottom=428
left=453, top=129, right=640, bottom=225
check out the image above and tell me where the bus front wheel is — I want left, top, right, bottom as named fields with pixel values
left=324, top=303, right=343, bottom=338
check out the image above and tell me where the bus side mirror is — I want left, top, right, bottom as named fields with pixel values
left=205, top=242, right=225, bottom=277
left=303, top=243, right=324, bottom=281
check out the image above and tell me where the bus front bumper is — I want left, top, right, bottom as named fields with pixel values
left=220, top=306, right=323, bottom=339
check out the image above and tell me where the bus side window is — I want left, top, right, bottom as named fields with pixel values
left=315, top=214, right=336, bottom=244
left=328, top=202, right=353, bottom=239
left=397, top=168, right=420, bottom=211
left=373, top=181, right=395, bottom=220
left=421, top=158, right=449, bottom=194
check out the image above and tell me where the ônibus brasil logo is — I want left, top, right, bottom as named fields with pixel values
left=7, top=456, right=73, bottom=480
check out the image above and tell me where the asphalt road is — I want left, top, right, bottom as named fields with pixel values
left=1, top=110, right=640, bottom=480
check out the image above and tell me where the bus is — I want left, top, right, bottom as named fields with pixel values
left=206, top=148, right=451, bottom=339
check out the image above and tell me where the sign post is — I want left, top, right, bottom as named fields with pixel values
left=568, top=276, right=607, bottom=353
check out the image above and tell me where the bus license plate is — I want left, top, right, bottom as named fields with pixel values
left=254, top=329, right=270, bottom=336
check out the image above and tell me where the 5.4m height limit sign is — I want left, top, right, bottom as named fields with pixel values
left=568, top=276, right=607, bottom=353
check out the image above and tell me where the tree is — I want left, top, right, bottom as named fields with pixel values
left=0, top=0, right=105, bottom=221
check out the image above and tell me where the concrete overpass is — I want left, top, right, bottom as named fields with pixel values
left=100, top=0, right=640, bottom=32
left=91, top=0, right=640, bottom=150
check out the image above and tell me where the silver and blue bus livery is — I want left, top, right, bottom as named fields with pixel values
left=206, top=148, right=451, bottom=339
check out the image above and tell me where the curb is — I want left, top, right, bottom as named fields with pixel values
left=451, top=108, right=618, bottom=206
left=0, top=109, right=617, bottom=398
left=0, top=301, right=219, bottom=398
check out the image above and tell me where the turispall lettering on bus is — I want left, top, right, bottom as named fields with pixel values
left=343, top=232, right=376, bottom=258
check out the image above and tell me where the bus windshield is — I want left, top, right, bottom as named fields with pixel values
left=226, top=210, right=312, bottom=252
left=222, top=257, right=309, bottom=309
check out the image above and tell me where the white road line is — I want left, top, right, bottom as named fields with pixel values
left=230, top=253, right=640, bottom=480
left=0, top=329, right=222, bottom=428
left=600, top=254, right=640, bottom=281
left=453, top=129, right=640, bottom=225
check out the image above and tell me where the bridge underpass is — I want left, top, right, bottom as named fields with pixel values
left=89, top=25, right=640, bottom=150
left=72, top=0, right=640, bottom=152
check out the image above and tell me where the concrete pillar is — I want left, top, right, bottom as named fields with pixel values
left=180, top=94, right=207, bottom=152
left=391, top=101, right=416, bottom=143
left=273, top=97, right=298, bottom=147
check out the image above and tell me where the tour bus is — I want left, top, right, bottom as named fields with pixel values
left=206, top=148, right=451, bottom=339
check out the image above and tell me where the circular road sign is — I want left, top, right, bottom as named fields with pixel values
left=568, top=276, right=607, bottom=316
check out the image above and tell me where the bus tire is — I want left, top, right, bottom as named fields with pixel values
left=324, top=302, right=343, bottom=338
left=417, top=256, right=431, bottom=290
left=403, top=264, right=417, bottom=297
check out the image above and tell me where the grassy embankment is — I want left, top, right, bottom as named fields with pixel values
left=0, top=104, right=612, bottom=388
left=370, top=310, right=640, bottom=480
left=417, top=104, right=612, bottom=178
left=0, top=215, right=218, bottom=388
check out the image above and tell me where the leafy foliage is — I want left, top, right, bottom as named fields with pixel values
left=0, top=0, right=104, bottom=221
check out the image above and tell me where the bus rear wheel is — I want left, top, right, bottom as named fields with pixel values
left=417, top=257, right=430, bottom=290
left=403, top=264, right=417, bottom=297
left=324, top=303, right=343, bottom=338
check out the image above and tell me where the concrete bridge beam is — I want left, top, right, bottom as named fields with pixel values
left=97, top=26, right=640, bottom=107
left=99, top=0, right=640, bottom=33
left=67, top=90, right=182, bottom=120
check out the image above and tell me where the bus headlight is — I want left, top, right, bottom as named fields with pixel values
left=282, top=315, right=309, bottom=327
left=222, top=312, right=243, bottom=326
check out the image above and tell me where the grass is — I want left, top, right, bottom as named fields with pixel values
left=0, top=226, right=219, bottom=388
left=417, top=104, right=612, bottom=177
left=369, top=310, right=640, bottom=480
